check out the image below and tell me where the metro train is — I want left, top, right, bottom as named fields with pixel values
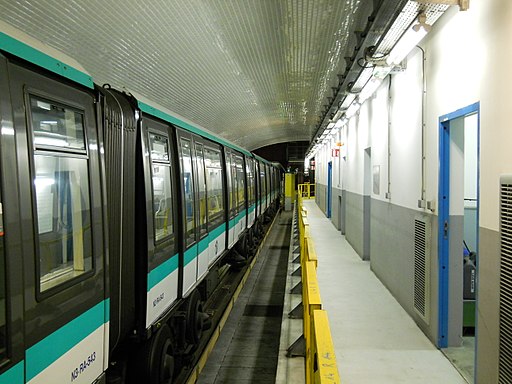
left=0, top=32, right=281, bottom=384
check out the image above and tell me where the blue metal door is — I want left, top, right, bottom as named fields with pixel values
left=327, top=162, right=332, bottom=218
left=438, top=102, right=480, bottom=348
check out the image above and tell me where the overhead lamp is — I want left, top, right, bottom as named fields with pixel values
left=386, top=12, right=430, bottom=67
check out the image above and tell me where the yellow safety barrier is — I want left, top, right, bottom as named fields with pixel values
left=312, top=310, right=340, bottom=384
left=296, top=198, right=340, bottom=384
left=298, top=183, right=315, bottom=199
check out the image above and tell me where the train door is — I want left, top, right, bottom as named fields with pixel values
left=177, top=130, right=199, bottom=296
left=143, top=120, right=179, bottom=327
left=193, top=140, right=209, bottom=281
left=225, top=149, right=237, bottom=248
left=438, top=103, right=480, bottom=380
left=246, top=157, right=256, bottom=227
left=234, top=153, right=246, bottom=239
left=203, top=145, right=226, bottom=265
left=4, top=60, right=106, bottom=383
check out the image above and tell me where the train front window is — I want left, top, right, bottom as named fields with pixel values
left=34, top=155, right=93, bottom=292
left=30, top=97, right=86, bottom=151
left=149, top=133, right=174, bottom=242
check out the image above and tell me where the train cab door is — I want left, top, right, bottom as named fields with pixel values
left=177, top=129, right=199, bottom=297
left=143, top=119, right=179, bottom=327
left=4, top=60, right=107, bottom=383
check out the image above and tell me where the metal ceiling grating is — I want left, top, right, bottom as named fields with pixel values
left=500, top=177, right=512, bottom=383
left=0, top=0, right=368, bottom=151
left=374, top=1, right=448, bottom=56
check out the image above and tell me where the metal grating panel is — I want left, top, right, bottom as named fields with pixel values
left=499, top=179, right=512, bottom=383
left=414, top=216, right=430, bottom=322
left=0, top=0, right=368, bottom=151
left=375, top=1, right=448, bottom=56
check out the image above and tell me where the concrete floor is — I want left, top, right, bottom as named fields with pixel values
left=302, top=200, right=468, bottom=384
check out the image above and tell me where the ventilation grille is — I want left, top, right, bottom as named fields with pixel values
left=414, top=216, right=431, bottom=322
left=499, top=179, right=512, bottom=383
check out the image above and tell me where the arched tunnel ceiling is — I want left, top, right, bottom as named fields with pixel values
left=0, top=0, right=373, bottom=151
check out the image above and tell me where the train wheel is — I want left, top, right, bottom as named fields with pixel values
left=146, top=324, right=174, bottom=384
left=235, top=234, right=249, bottom=259
left=185, top=290, right=207, bottom=348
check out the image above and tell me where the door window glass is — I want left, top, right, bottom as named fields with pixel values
left=235, top=156, right=245, bottom=212
left=204, top=147, right=224, bottom=227
left=180, top=138, right=195, bottom=246
left=195, top=144, right=207, bottom=237
left=149, top=133, right=174, bottom=242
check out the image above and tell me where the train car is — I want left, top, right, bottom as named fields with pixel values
left=0, top=28, right=281, bottom=384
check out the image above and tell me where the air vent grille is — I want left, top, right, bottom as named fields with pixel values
left=414, top=216, right=430, bottom=322
left=499, top=180, right=512, bottom=383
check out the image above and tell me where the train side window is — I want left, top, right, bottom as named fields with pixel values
left=0, top=196, right=6, bottom=360
left=180, top=138, right=195, bottom=246
left=235, top=156, right=245, bottom=212
left=30, top=96, right=93, bottom=293
left=195, top=144, right=207, bottom=238
left=149, top=133, right=174, bottom=242
left=204, top=147, right=224, bottom=228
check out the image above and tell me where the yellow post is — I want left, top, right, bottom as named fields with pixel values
left=284, top=173, right=296, bottom=211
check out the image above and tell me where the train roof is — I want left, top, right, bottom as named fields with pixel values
left=132, top=91, right=253, bottom=158
left=0, top=20, right=93, bottom=89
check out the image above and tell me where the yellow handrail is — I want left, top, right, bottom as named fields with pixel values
left=298, top=183, right=315, bottom=199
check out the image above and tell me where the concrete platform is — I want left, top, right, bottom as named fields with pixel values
left=301, top=200, right=467, bottom=384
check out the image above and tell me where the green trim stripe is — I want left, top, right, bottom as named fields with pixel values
left=26, top=301, right=104, bottom=381
left=210, top=223, right=225, bottom=240
left=0, top=32, right=93, bottom=89
left=147, top=254, right=179, bottom=291
left=184, top=246, right=197, bottom=266
left=248, top=204, right=256, bottom=214
left=138, top=101, right=252, bottom=157
left=229, top=219, right=236, bottom=229
left=198, top=237, right=209, bottom=254
left=0, top=361, right=23, bottom=384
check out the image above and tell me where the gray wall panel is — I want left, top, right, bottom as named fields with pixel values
left=316, top=183, right=326, bottom=214
left=332, top=187, right=343, bottom=230
left=370, top=199, right=438, bottom=344
left=345, top=190, right=365, bottom=259
left=476, top=227, right=499, bottom=384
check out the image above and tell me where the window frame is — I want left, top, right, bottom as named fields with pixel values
left=148, top=130, right=175, bottom=245
left=26, top=90, right=95, bottom=300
